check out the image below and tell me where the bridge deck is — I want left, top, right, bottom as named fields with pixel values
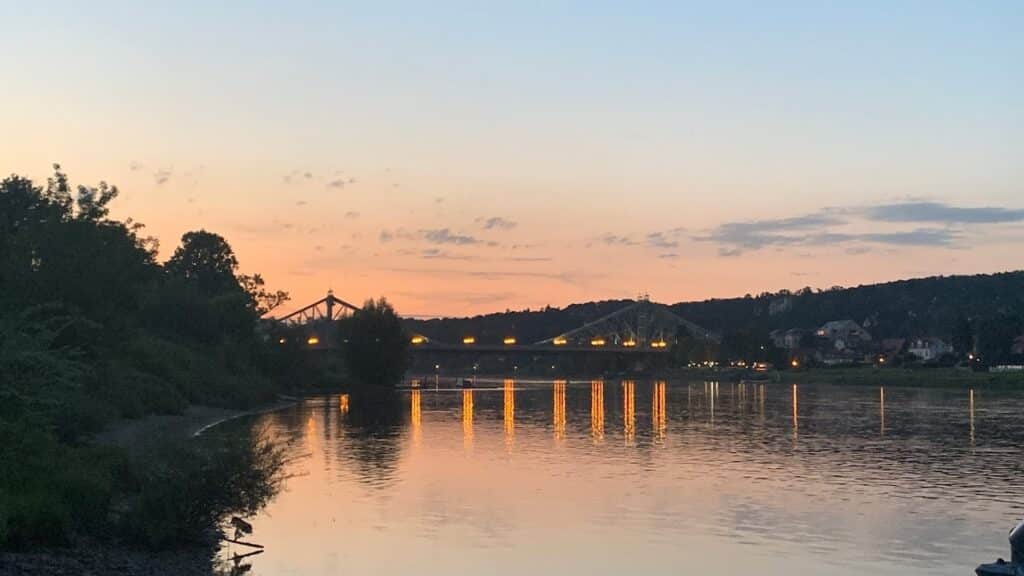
left=412, top=344, right=669, bottom=354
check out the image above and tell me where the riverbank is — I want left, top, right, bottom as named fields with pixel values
left=95, top=397, right=298, bottom=452
left=1, top=398, right=296, bottom=576
left=780, top=367, right=1024, bottom=388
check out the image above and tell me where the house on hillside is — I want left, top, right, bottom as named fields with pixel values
left=770, top=328, right=810, bottom=350
left=907, top=337, right=952, bottom=362
left=816, top=320, right=872, bottom=351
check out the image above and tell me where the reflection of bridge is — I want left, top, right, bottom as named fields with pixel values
left=269, top=292, right=714, bottom=355
left=407, top=379, right=769, bottom=445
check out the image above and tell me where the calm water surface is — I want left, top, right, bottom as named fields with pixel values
left=222, top=379, right=1024, bottom=576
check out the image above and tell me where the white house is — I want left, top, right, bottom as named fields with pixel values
left=907, top=337, right=952, bottom=362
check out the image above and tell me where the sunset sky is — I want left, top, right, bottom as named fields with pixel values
left=3, top=1, right=1021, bottom=317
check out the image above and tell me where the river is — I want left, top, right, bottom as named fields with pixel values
left=219, top=379, right=1024, bottom=575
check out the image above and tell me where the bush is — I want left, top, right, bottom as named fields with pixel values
left=116, top=427, right=284, bottom=548
left=0, top=419, right=285, bottom=551
left=0, top=419, right=119, bottom=549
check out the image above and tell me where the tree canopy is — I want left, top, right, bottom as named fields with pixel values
left=338, top=298, right=410, bottom=386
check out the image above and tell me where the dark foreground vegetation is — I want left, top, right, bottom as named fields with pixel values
left=0, top=167, right=408, bottom=565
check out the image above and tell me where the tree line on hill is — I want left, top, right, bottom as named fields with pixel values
left=405, top=273, right=1024, bottom=367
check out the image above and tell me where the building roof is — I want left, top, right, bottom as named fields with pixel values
left=909, top=337, right=949, bottom=348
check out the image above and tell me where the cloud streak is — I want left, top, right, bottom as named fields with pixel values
left=478, top=216, right=517, bottom=230
left=420, top=228, right=480, bottom=245
left=864, top=202, right=1024, bottom=224
left=696, top=203, right=995, bottom=255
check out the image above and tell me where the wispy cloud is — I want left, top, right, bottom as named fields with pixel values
left=645, top=232, right=679, bottom=249
left=696, top=204, right=983, bottom=255
left=478, top=216, right=517, bottom=230
left=344, top=211, right=360, bottom=219
left=392, top=289, right=520, bottom=309
left=420, top=248, right=473, bottom=260
left=283, top=169, right=315, bottom=184
left=864, top=202, right=1024, bottom=224
left=327, top=177, right=356, bottom=189
left=696, top=213, right=844, bottom=252
left=598, top=228, right=685, bottom=251
left=421, top=228, right=480, bottom=245
left=377, top=266, right=604, bottom=286
left=600, top=233, right=636, bottom=246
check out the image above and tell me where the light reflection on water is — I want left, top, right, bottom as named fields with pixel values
left=225, top=380, right=1024, bottom=576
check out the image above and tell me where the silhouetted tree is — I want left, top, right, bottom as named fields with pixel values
left=166, top=230, right=241, bottom=296
left=238, top=273, right=290, bottom=316
left=338, top=298, right=410, bottom=386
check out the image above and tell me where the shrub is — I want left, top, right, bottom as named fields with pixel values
left=116, top=427, right=284, bottom=548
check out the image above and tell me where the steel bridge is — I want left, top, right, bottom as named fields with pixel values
left=268, top=291, right=714, bottom=354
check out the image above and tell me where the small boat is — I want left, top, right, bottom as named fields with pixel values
left=976, top=520, right=1024, bottom=575
left=460, top=378, right=474, bottom=388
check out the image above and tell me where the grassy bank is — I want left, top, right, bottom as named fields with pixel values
left=776, top=367, right=1024, bottom=388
